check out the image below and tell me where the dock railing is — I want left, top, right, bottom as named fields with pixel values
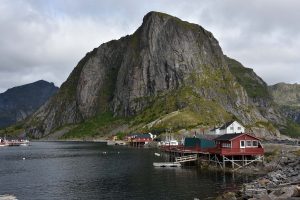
left=175, top=154, right=198, bottom=163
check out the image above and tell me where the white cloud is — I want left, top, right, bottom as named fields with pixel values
left=0, top=0, right=299, bottom=92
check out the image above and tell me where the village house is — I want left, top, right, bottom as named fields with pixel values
left=210, top=121, right=245, bottom=135
left=126, top=133, right=156, bottom=147
left=212, top=133, right=264, bottom=156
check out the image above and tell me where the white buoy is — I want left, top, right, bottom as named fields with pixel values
left=154, top=153, right=161, bottom=157
left=22, top=157, right=25, bottom=160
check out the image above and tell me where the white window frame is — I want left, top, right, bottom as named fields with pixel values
left=252, top=140, right=258, bottom=147
left=246, top=140, right=252, bottom=147
left=240, top=140, right=245, bottom=148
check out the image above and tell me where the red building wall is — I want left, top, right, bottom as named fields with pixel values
left=232, top=134, right=259, bottom=149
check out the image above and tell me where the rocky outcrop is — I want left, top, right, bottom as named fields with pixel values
left=26, top=11, right=284, bottom=138
left=241, top=149, right=300, bottom=199
left=0, top=80, right=58, bottom=128
left=269, top=83, right=300, bottom=106
left=269, top=83, right=300, bottom=125
left=226, top=56, right=284, bottom=125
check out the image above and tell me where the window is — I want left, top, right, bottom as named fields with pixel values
left=230, top=127, right=234, bottom=130
left=240, top=140, right=245, bottom=148
left=252, top=141, right=258, bottom=147
left=222, top=143, right=231, bottom=148
left=246, top=140, right=252, bottom=147
left=237, top=127, right=241, bottom=130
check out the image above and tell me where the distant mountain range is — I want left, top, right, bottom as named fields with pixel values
left=0, top=80, right=58, bottom=128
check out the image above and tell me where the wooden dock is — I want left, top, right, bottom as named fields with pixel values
left=175, top=154, right=198, bottom=163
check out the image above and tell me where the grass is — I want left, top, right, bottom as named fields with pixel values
left=132, top=84, right=234, bottom=133
left=292, top=149, right=300, bottom=156
left=226, top=56, right=270, bottom=99
left=264, top=144, right=281, bottom=163
left=255, top=121, right=277, bottom=133
left=61, top=112, right=126, bottom=139
left=0, top=122, right=26, bottom=138
left=280, top=120, right=300, bottom=138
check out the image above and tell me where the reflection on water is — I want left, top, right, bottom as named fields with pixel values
left=0, top=142, right=254, bottom=200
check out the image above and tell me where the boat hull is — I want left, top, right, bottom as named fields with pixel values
left=153, top=162, right=181, bottom=167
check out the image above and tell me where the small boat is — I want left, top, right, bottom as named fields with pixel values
left=19, top=140, right=30, bottom=146
left=153, top=162, right=181, bottom=167
left=154, top=153, right=161, bottom=157
left=0, top=138, right=9, bottom=147
left=0, top=143, right=9, bottom=147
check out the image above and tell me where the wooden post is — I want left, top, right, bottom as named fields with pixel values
left=222, top=155, right=225, bottom=169
left=242, top=155, right=244, bottom=166
left=232, top=156, right=234, bottom=169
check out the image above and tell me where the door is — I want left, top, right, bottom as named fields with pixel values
left=240, top=140, right=245, bottom=148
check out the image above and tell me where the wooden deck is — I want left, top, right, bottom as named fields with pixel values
left=160, top=144, right=264, bottom=171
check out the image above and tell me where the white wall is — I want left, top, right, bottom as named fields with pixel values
left=226, top=121, right=244, bottom=134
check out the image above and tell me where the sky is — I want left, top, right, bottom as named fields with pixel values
left=0, top=0, right=299, bottom=92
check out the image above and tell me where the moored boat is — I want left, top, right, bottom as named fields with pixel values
left=0, top=138, right=9, bottom=147
left=153, top=162, right=181, bottom=167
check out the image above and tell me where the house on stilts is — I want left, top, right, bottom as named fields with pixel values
left=161, top=133, right=264, bottom=171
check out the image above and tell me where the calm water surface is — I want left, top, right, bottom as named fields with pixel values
left=0, top=142, right=254, bottom=200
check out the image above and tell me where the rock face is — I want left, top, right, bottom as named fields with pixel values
left=241, top=149, right=300, bottom=200
left=226, top=57, right=283, bottom=125
left=269, top=83, right=300, bottom=124
left=26, top=11, right=284, bottom=138
left=0, top=80, right=58, bottom=128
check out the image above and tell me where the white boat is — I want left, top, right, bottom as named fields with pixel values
left=0, top=143, right=9, bottom=147
left=107, top=140, right=127, bottom=146
left=159, top=132, right=179, bottom=146
left=0, top=138, right=9, bottom=147
left=19, top=139, right=30, bottom=146
left=153, top=162, right=181, bottom=167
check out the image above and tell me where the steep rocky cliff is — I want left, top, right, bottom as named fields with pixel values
left=226, top=57, right=284, bottom=125
left=269, top=83, right=300, bottom=123
left=26, top=12, right=283, bottom=138
left=0, top=80, right=58, bottom=128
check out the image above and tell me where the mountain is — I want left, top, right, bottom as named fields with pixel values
left=269, top=83, right=300, bottom=136
left=0, top=80, right=58, bottom=128
left=25, top=11, right=284, bottom=139
left=269, top=83, right=300, bottom=107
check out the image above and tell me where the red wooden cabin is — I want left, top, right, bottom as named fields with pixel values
left=211, top=133, right=264, bottom=156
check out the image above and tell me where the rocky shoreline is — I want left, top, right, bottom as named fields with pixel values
left=217, top=143, right=300, bottom=200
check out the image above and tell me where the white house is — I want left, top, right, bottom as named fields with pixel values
left=210, top=121, right=245, bottom=135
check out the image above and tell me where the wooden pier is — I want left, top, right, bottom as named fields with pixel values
left=159, top=133, right=265, bottom=171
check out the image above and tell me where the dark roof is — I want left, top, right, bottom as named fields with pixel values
left=215, top=133, right=244, bottom=141
left=198, top=134, right=218, bottom=140
left=135, top=134, right=151, bottom=139
left=215, top=133, right=261, bottom=141
left=219, top=121, right=235, bottom=130
left=210, top=127, right=218, bottom=131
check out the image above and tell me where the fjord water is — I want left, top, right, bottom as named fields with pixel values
left=0, top=142, right=252, bottom=200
